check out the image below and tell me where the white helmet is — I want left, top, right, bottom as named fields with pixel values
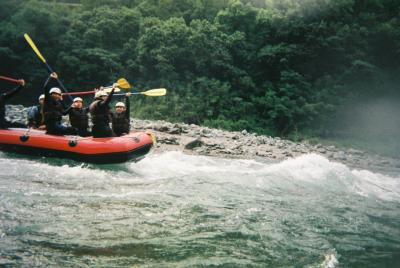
left=38, top=94, right=45, bottom=101
left=73, top=97, right=83, bottom=102
left=49, top=87, right=62, bottom=95
left=115, top=102, right=125, bottom=108
left=95, top=91, right=107, bottom=98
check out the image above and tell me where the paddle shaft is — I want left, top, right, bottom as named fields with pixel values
left=63, top=90, right=96, bottom=96
left=114, top=88, right=166, bottom=97
left=63, top=87, right=121, bottom=96
left=114, top=92, right=142, bottom=96
left=0, top=76, right=23, bottom=85
left=24, top=33, right=73, bottom=101
left=44, top=61, right=73, bottom=101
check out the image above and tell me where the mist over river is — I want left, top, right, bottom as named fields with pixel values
left=0, top=151, right=399, bottom=267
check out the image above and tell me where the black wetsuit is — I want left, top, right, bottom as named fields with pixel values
left=43, top=77, right=77, bottom=135
left=89, top=88, right=116, bottom=138
left=0, top=84, right=26, bottom=129
left=112, top=96, right=130, bottom=136
left=67, top=106, right=91, bottom=137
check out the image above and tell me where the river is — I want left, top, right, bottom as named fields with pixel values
left=0, top=151, right=399, bottom=267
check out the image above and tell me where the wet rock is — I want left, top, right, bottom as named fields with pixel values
left=326, top=145, right=336, bottom=151
left=283, top=151, right=294, bottom=157
left=168, top=127, right=181, bottom=134
left=333, top=151, right=347, bottom=160
left=154, top=125, right=170, bottom=132
left=232, top=134, right=240, bottom=140
left=256, top=151, right=271, bottom=157
left=185, top=138, right=203, bottom=150
left=158, top=136, right=179, bottom=145
left=194, top=147, right=207, bottom=154
left=347, top=149, right=364, bottom=156
left=205, top=142, right=225, bottom=150
left=181, top=125, right=189, bottom=133
left=277, top=142, right=285, bottom=149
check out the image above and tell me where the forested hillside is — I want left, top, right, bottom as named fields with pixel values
left=1, top=0, right=399, bottom=154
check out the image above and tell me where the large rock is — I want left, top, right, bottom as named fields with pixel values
left=157, top=136, right=179, bottom=145
left=184, top=138, right=203, bottom=150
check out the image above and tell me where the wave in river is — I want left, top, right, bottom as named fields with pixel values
left=0, top=151, right=399, bottom=267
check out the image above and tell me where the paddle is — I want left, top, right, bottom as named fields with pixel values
left=62, top=78, right=130, bottom=96
left=0, top=76, right=24, bottom=85
left=146, top=130, right=157, bottom=145
left=102, top=78, right=131, bottom=91
left=114, top=88, right=167, bottom=97
left=24, top=33, right=73, bottom=101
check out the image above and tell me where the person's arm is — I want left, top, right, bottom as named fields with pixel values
left=104, top=85, right=117, bottom=106
left=4, top=85, right=22, bottom=100
left=3, top=79, right=25, bottom=101
left=98, top=84, right=117, bottom=108
left=43, top=76, right=51, bottom=104
left=63, top=105, right=72, bottom=115
left=125, top=95, right=130, bottom=120
left=43, top=73, right=58, bottom=106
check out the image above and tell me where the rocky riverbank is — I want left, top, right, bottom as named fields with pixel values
left=6, top=105, right=400, bottom=175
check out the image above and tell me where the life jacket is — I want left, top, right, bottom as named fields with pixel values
left=44, top=99, right=63, bottom=123
left=69, top=108, right=89, bottom=130
left=0, top=95, right=6, bottom=126
left=89, top=100, right=111, bottom=126
left=112, top=112, right=130, bottom=135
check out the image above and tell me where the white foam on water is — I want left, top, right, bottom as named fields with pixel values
left=321, top=251, right=339, bottom=268
left=29, top=162, right=113, bottom=181
left=128, top=151, right=400, bottom=202
left=0, top=157, right=110, bottom=180
left=263, top=154, right=400, bottom=201
left=351, top=169, right=400, bottom=201
left=1, top=151, right=399, bottom=202
left=128, top=151, right=265, bottom=179
left=305, top=249, right=339, bottom=268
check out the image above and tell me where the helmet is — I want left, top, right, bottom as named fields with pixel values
left=95, top=91, right=107, bottom=98
left=38, top=94, right=45, bottom=101
left=73, top=97, right=83, bottom=102
left=115, top=102, right=125, bottom=108
left=49, top=87, right=62, bottom=95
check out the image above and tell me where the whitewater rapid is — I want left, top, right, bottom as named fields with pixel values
left=0, top=151, right=399, bottom=267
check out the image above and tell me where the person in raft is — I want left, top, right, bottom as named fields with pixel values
left=0, top=78, right=26, bottom=129
left=112, top=92, right=132, bottom=136
left=65, top=97, right=91, bottom=137
left=89, top=84, right=118, bottom=138
left=43, top=72, right=78, bottom=135
left=27, top=94, right=46, bottom=129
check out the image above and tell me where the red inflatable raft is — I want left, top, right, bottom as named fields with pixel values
left=0, top=128, right=154, bottom=164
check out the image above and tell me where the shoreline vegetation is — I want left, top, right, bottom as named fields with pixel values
left=6, top=105, right=400, bottom=175
left=1, top=0, right=400, bottom=160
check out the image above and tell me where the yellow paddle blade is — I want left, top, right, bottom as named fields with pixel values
left=141, top=88, right=167, bottom=97
left=146, top=130, right=157, bottom=145
left=117, top=78, right=131, bottom=89
left=24, top=33, right=47, bottom=63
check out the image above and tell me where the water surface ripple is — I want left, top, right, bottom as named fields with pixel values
left=0, top=152, right=399, bottom=267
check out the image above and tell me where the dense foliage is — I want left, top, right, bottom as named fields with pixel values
left=1, top=0, right=399, bottom=150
